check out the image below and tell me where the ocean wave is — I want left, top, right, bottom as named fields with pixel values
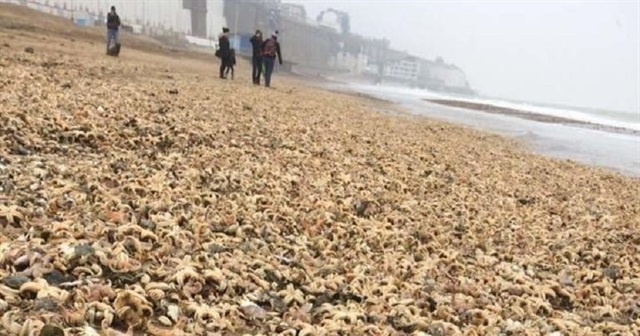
left=348, top=83, right=640, bottom=132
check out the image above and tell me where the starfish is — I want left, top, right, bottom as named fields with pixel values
left=0, top=205, right=23, bottom=227
left=278, top=284, right=306, bottom=306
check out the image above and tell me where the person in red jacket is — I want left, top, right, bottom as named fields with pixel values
left=261, top=31, right=283, bottom=88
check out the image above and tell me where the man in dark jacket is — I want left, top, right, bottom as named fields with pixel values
left=249, top=30, right=263, bottom=85
left=217, top=27, right=231, bottom=79
left=106, top=6, right=121, bottom=54
left=261, top=31, right=283, bottom=88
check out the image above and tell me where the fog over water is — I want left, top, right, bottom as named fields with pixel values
left=291, top=0, right=640, bottom=115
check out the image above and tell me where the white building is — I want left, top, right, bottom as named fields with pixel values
left=4, top=0, right=226, bottom=38
left=418, top=58, right=469, bottom=90
left=428, top=64, right=468, bottom=89
left=384, top=57, right=420, bottom=81
left=330, top=51, right=367, bottom=74
left=279, top=3, right=305, bottom=21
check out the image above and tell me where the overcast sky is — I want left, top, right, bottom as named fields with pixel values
left=288, top=0, right=639, bottom=114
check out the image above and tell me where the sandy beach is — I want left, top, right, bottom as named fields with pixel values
left=1, top=4, right=640, bottom=335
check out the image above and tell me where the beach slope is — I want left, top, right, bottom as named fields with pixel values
left=1, top=4, right=640, bottom=335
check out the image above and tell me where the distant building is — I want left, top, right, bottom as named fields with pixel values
left=384, top=56, right=421, bottom=81
left=22, top=0, right=226, bottom=38
left=430, top=64, right=468, bottom=89
left=279, top=3, right=306, bottom=20
left=330, top=51, right=368, bottom=74
left=316, top=8, right=349, bottom=35
left=416, top=57, right=470, bottom=92
left=182, top=0, right=207, bottom=38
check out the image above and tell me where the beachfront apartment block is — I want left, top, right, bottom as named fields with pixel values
left=384, top=57, right=421, bottom=81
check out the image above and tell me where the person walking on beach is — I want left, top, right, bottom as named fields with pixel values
left=250, top=30, right=263, bottom=85
left=217, top=27, right=232, bottom=79
left=261, top=31, right=282, bottom=88
left=106, top=6, right=121, bottom=54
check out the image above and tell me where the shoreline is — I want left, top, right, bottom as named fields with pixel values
left=282, top=74, right=414, bottom=120
left=425, top=98, right=640, bottom=137
left=309, top=80, right=640, bottom=179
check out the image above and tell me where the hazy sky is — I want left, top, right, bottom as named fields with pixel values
left=289, top=0, right=639, bottom=113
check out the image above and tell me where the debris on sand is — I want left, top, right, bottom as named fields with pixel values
left=0, top=6, right=639, bottom=335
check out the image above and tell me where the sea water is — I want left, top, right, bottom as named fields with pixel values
left=336, top=83, right=640, bottom=177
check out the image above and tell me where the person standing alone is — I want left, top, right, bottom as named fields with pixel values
left=249, top=30, right=263, bottom=85
left=106, top=6, right=121, bottom=54
left=261, top=31, right=282, bottom=88
left=217, top=27, right=232, bottom=79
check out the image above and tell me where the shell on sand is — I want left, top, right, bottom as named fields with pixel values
left=1, top=5, right=640, bottom=335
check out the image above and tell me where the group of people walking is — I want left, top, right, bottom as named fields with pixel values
left=217, top=28, right=283, bottom=88
left=104, top=7, right=283, bottom=87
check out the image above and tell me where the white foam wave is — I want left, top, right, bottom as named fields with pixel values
left=348, top=83, right=640, bottom=132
